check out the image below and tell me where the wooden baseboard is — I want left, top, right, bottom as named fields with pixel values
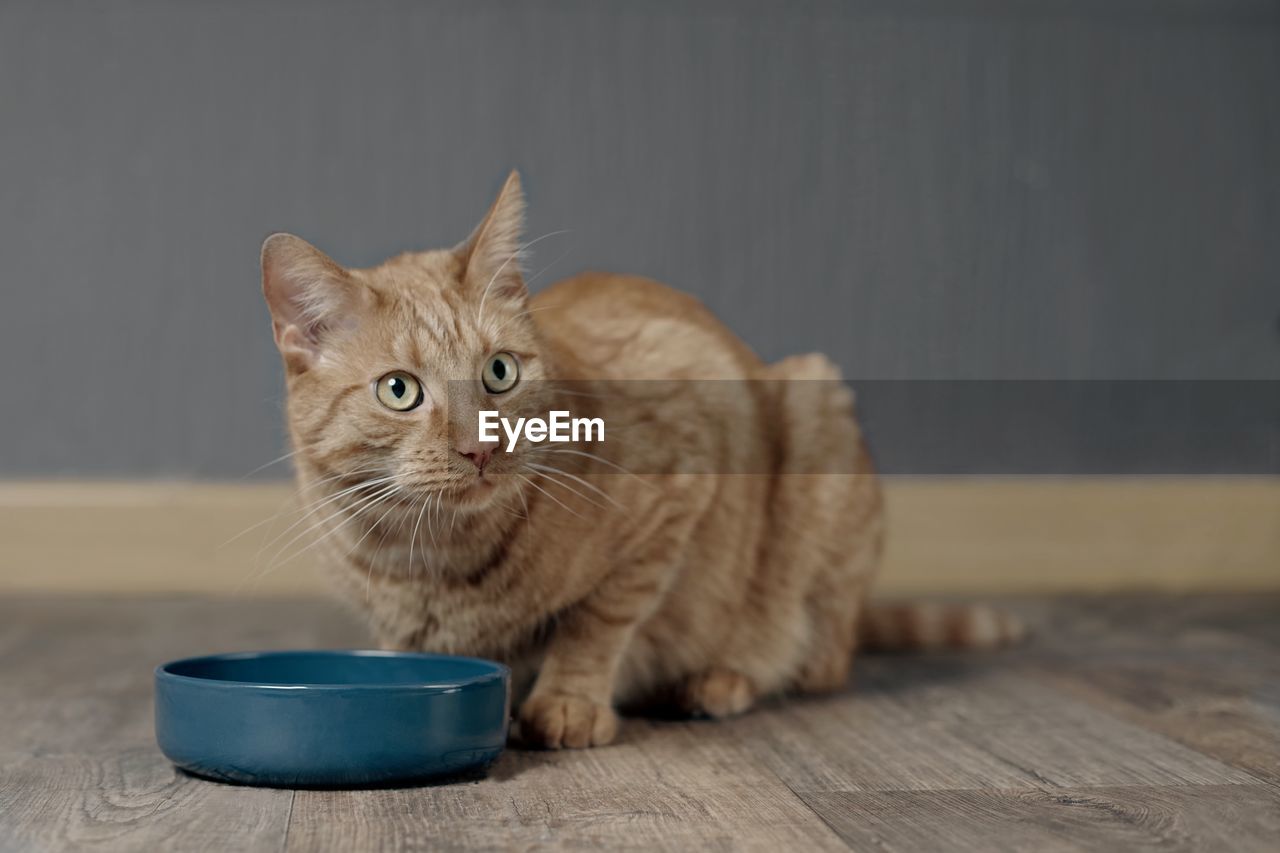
left=0, top=479, right=1276, bottom=596
left=879, top=478, right=1279, bottom=595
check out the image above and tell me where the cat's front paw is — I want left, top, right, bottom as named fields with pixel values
left=518, top=692, right=618, bottom=749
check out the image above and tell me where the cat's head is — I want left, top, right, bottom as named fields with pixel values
left=261, top=171, right=551, bottom=511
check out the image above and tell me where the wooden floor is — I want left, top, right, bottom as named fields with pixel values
left=1, top=596, right=1278, bottom=852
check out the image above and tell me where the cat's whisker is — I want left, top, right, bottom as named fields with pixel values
left=486, top=302, right=563, bottom=341
left=528, top=447, right=656, bottom=489
left=267, top=482, right=403, bottom=575
left=408, top=490, right=431, bottom=581
left=393, top=494, right=419, bottom=579
left=221, top=466, right=384, bottom=550
left=367, top=499, right=404, bottom=588
left=355, top=492, right=404, bottom=600
left=350, top=490, right=404, bottom=557
left=516, top=480, right=531, bottom=519
left=496, top=485, right=531, bottom=522
left=218, top=507, right=289, bottom=550
left=496, top=500, right=527, bottom=520
left=253, top=475, right=397, bottom=562
left=516, top=473, right=585, bottom=520
left=240, top=446, right=307, bottom=479
left=245, top=486, right=396, bottom=591
left=266, top=469, right=392, bottom=525
left=476, top=230, right=571, bottom=326
left=306, top=466, right=387, bottom=486
left=419, top=492, right=436, bottom=554
left=219, top=467, right=382, bottom=551
left=429, top=492, right=443, bottom=546
left=528, top=471, right=611, bottom=514
left=273, top=468, right=389, bottom=522
left=257, top=484, right=397, bottom=577
left=477, top=250, right=574, bottom=336
left=416, top=493, right=436, bottom=580
left=519, top=461, right=609, bottom=507
left=263, top=481, right=400, bottom=571
left=550, top=387, right=610, bottom=400
left=526, top=462, right=626, bottom=512
left=525, top=249, right=570, bottom=288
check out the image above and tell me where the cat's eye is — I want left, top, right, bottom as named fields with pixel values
left=482, top=352, right=520, bottom=394
left=374, top=371, right=424, bottom=411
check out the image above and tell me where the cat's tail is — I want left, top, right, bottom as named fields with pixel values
left=859, top=602, right=1026, bottom=652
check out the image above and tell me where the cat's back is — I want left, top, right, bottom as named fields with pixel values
left=533, top=272, right=762, bottom=380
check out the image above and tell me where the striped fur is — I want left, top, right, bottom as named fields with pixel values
left=861, top=602, right=1026, bottom=652
left=261, top=171, right=1022, bottom=750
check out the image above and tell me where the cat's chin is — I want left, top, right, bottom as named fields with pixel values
left=447, top=475, right=508, bottom=510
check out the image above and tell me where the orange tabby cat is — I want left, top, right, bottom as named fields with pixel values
left=261, top=172, right=1019, bottom=748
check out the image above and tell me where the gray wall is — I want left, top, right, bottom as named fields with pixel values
left=1, top=0, right=1277, bottom=478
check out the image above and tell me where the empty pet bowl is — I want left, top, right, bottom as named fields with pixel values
left=155, top=650, right=510, bottom=787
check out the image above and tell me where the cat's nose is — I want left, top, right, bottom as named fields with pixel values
left=457, top=446, right=494, bottom=473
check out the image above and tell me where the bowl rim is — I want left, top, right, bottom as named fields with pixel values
left=155, top=649, right=510, bottom=693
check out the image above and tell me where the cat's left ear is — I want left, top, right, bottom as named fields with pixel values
left=455, top=170, right=527, bottom=303
left=261, top=233, right=362, bottom=374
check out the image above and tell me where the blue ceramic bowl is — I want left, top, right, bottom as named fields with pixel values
left=155, top=650, right=510, bottom=787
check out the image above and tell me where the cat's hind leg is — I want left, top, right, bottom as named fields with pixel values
left=790, top=493, right=882, bottom=695
left=681, top=667, right=757, bottom=718
left=758, top=353, right=885, bottom=696
left=793, top=570, right=872, bottom=694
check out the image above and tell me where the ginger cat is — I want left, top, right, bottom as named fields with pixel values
left=261, top=172, right=1018, bottom=748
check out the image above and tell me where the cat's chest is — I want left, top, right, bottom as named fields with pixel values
left=354, top=559, right=544, bottom=658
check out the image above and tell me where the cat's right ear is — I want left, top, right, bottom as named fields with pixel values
left=260, top=233, right=358, bottom=373
left=454, top=171, right=528, bottom=304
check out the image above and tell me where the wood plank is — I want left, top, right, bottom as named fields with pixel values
left=5, top=594, right=1280, bottom=851
left=1020, top=595, right=1280, bottom=787
left=2, top=479, right=1278, bottom=597
left=800, top=785, right=1280, bottom=853
left=0, top=597, right=366, bottom=758
left=286, top=779, right=845, bottom=853
left=0, top=597, right=359, bottom=852
left=724, top=688, right=1043, bottom=793
left=0, top=596, right=843, bottom=851
left=1048, top=594, right=1280, bottom=651
left=1036, top=661, right=1280, bottom=789
left=747, top=653, right=1254, bottom=792
left=285, top=718, right=848, bottom=852
left=0, top=748, right=291, bottom=853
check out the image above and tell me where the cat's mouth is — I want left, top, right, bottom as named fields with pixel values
left=464, top=476, right=496, bottom=494
left=446, top=472, right=504, bottom=506
left=404, top=467, right=518, bottom=510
